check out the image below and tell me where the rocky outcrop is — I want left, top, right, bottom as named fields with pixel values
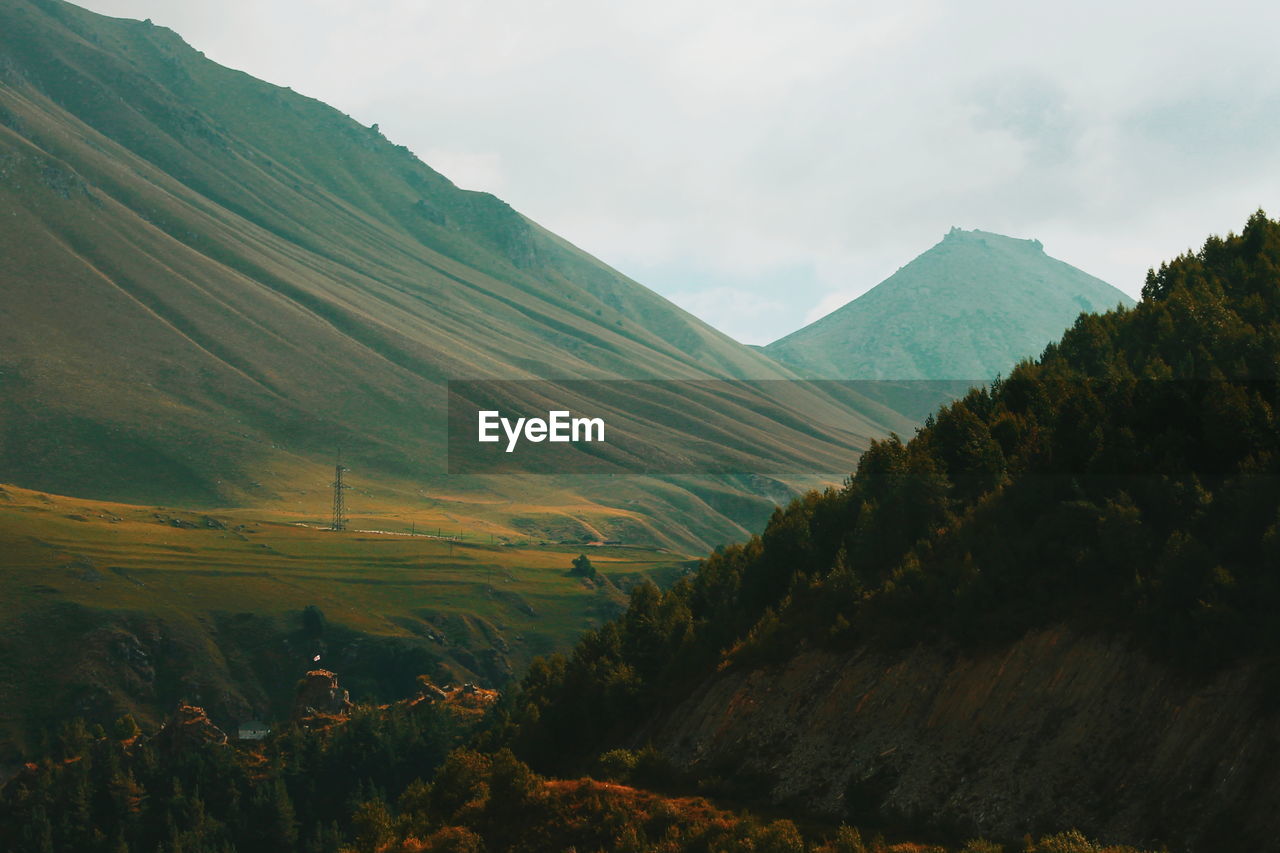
left=415, top=676, right=450, bottom=703
left=292, top=670, right=353, bottom=720
left=409, top=677, right=499, bottom=723
left=151, top=703, right=228, bottom=752
left=652, top=626, right=1280, bottom=852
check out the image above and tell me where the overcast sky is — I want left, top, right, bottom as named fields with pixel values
left=80, top=0, right=1280, bottom=344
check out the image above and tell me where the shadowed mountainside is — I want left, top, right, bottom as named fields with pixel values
left=652, top=625, right=1280, bottom=848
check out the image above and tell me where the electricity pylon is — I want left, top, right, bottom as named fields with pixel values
left=330, top=454, right=349, bottom=531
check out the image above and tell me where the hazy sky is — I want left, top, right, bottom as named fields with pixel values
left=80, top=0, right=1280, bottom=344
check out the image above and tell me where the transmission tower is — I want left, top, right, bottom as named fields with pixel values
left=330, top=455, right=349, bottom=531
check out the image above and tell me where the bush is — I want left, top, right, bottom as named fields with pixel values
left=961, top=840, right=1004, bottom=853
left=570, top=554, right=597, bottom=578
left=596, top=748, right=639, bottom=782
left=825, top=825, right=867, bottom=853
left=630, top=744, right=678, bottom=789
left=754, top=818, right=805, bottom=853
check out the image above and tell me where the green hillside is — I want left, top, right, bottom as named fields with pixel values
left=765, top=228, right=1134, bottom=379
left=0, top=0, right=914, bottom=549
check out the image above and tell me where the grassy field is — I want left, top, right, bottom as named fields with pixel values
left=0, top=482, right=694, bottom=763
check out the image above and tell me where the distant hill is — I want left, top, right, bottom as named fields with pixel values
left=764, top=228, right=1134, bottom=379
left=0, top=0, right=915, bottom=548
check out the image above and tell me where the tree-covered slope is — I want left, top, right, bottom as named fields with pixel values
left=504, top=213, right=1280, bottom=847
left=0, top=693, right=1160, bottom=853
left=765, top=228, right=1134, bottom=379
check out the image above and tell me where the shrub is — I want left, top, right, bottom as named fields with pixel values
left=596, top=748, right=639, bottom=782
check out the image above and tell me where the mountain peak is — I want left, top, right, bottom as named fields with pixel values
left=764, top=229, right=1134, bottom=380
left=943, top=226, right=1044, bottom=252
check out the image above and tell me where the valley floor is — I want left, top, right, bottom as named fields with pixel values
left=0, top=482, right=691, bottom=761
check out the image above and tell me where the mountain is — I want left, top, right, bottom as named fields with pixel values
left=0, top=0, right=914, bottom=549
left=764, top=228, right=1135, bottom=380
left=509, top=213, right=1280, bottom=850
left=6, top=214, right=1272, bottom=853
left=0, top=0, right=940, bottom=762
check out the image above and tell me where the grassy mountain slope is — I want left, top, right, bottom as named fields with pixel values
left=764, top=228, right=1134, bottom=379
left=0, top=0, right=912, bottom=547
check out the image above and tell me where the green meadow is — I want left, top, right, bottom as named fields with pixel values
left=0, top=483, right=693, bottom=761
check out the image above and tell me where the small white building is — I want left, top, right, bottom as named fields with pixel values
left=237, top=720, right=270, bottom=741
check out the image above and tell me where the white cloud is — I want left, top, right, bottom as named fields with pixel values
left=79, top=0, right=1280, bottom=342
left=803, top=287, right=862, bottom=327
left=665, top=286, right=789, bottom=346
left=419, top=149, right=505, bottom=192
